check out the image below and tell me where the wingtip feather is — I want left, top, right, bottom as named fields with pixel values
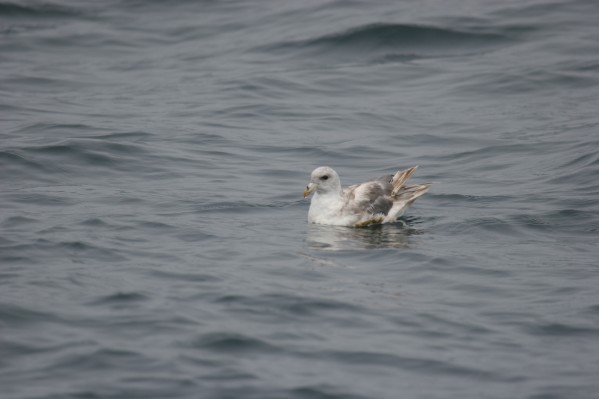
left=391, top=166, right=419, bottom=195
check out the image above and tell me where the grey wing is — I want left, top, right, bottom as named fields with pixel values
left=366, top=195, right=394, bottom=215
left=344, top=181, right=394, bottom=216
left=374, top=174, right=394, bottom=184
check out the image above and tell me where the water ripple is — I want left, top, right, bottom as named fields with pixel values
left=259, top=22, right=517, bottom=63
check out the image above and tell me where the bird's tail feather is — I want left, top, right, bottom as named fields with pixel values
left=395, top=183, right=431, bottom=203
left=382, top=183, right=431, bottom=223
left=391, top=166, right=418, bottom=195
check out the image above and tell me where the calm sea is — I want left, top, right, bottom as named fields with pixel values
left=1, top=1, right=599, bottom=398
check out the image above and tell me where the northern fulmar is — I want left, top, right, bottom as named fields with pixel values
left=303, top=166, right=430, bottom=227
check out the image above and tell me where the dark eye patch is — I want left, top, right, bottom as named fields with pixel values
left=321, top=175, right=329, bottom=180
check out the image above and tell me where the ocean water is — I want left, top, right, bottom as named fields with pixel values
left=1, top=1, right=599, bottom=398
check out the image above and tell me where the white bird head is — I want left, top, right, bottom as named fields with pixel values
left=304, top=166, right=342, bottom=198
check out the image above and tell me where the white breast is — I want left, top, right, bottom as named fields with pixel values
left=308, top=192, right=357, bottom=226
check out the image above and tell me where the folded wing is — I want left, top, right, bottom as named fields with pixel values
left=341, top=166, right=430, bottom=227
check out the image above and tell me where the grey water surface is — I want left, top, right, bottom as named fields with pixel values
left=1, top=1, right=599, bottom=398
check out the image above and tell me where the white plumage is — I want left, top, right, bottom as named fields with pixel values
left=303, top=166, right=430, bottom=227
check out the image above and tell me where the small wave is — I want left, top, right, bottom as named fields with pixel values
left=259, top=23, right=512, bottom=63
left=59, top=240, right=129, bottom=262
left=0, top=150, right=57, bottom=183
left=0, top=303, right=68, bottom=326
left=284, top=386, right=369, bottom=399
left=301, top=23, right=507, bottom=48
left=586, top=304, right=599, bottom=316
left=0, top=2, right=80, bottom=18
left=5, top=138, right=148, bottom=171
left=0, top=137, right=190, bottom=182
left=193, top=199, right=302, bottom=215
left=545, top=144, right=599, bottom=187
left=93, top=130, right=153, bottom=142
left=188, top=332, right=281, bottom=354
left=456, top=69, right=599, bottom=95
left=0, top=239, right=128, bottom=264
left=518, top=209, right=599, bottom=235
left=148, top=269, right=220, bottom=282
left=441, top=216, right=541, bottom=240
left=203, top=385, right=369, bottom=399
left=319, top=350, right=510, bottom=381
left=526, top=322, right=599, bottom=337
left=52, top=347, right=150, bottom=372
left=213, top=293, right=366, bottom=322
left=80, top=217, right=110, bottom=227
left=16, top=122, right=110, bottom=136
left=1, top=215, right=38, bottom=227
left=90, top=292, right=148, bottom=306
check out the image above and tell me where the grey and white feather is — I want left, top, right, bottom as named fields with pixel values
left=303, top=166, right=430, bottom=227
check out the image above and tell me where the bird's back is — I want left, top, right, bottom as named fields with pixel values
left=342, top=167, right=430, bottom=226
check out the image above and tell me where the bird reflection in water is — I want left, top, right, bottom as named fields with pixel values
left=305, top=217, right=425, bottom=251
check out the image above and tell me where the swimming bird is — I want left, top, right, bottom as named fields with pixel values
left=303, top=166, right=430, bottom=227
